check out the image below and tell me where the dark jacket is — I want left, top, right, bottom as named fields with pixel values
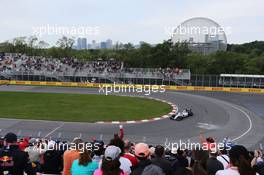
left=41, top=149, right=64, bottom=174
left=152, top=157, right=173, bottom=175
left=207, top=157, right=224, bottom=175
left=176, top=155, right=189, bottom=168
left=131, top=159, right=165, bottom=175
left=0, top=145, right=33, bottom=175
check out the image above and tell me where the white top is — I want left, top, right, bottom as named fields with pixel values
left=216, top=169, right=239, bottom=175
left=217, top=155, right=230, bottom=169
left=119, top=157, right=132, bottom=174
left=216, top=168, right=259, bottom=175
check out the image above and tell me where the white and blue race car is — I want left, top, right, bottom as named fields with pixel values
left=170, top=108, right=193, bottom=121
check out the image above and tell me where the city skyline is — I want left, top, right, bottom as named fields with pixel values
left=0, top=0, right=263, bottom=45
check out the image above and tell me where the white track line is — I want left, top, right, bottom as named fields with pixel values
left=169, top=92, right=253, bottom=142
left=229, top=104, right=252, bottom=142
left=44, top=123, right=65, bottom=138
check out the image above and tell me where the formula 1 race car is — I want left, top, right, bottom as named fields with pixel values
left=170, top=108, right=193, bottom=121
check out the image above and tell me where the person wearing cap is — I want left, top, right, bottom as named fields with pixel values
left=109, top=135, right=132, bottom=174
left=131, top=143, right=165, bottom=175
left=0, top=132, right=34, bottom=175
left=216, top=145, right=257, bottom=175
left=94, top=145, right=128, bottom=175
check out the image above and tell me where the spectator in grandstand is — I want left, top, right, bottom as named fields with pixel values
left=176, top=149, right=189, bottom=168
left=200, top=130, right=216, bottom=151
left=0, top=132, right=34, bottom=175
left=217, top=148, right=230, bottom=169
left=108, top=134, right=132, bottom=174
left=216, top=145, right=256, bottom=175
left=71, top=145, right=98, bottom=175
left=151, top=145, right=173, bottom=175
left=123, top=139, right=138, bottom=167
left=251, top=149, right=264, bottom=175
left=92, top=140, right=105, bottom=163
left=94, top=145, right=127, bottom=175
left=131, top=143, right=165, bottom=175
left=41, top=141, right=64, bottom=175
left=207, top=149, right=224, bottom=175
left=18, top=137, right=30, bottom=151
left=168, top=148, right=191, bottom=175
left=0, top=137, right=4, bottom=149
left=192, top=149, right=209, bottom=175
left=24, top=138, right=41, bottom=163
left=63, top=138, right=83, bottom=175
left=149, top=146, right=156, bottom=159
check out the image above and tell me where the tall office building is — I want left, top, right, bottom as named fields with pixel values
left=77, top=38, right=87, bottom=50
left=106, top=39, right=113, bottom=49
left=100, top=42, right=107, bottom=49
left=91, top=40, right=97, bottom=49
left=81, top=38, right=87, bottom=49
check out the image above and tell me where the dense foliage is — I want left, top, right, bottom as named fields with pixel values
left=0, top=36, right=263, bottom=74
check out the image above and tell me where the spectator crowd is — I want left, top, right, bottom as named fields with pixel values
left=0, top=126, right=263, bottom=175
left=0, top=53, right=123, bottom=76
left=0, top=53, right=186, bottom=80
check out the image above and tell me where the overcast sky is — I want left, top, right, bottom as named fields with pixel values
left=0, top=0, right=263, bottom=45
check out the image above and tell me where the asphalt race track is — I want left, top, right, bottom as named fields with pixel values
left=0, top=85, right=264, bottom=149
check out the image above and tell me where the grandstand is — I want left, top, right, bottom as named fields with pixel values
left=0, top=53, right=191, bottom=85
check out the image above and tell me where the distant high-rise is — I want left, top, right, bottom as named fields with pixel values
left=106, top=39, right=113, bottom=49
left=77, top=38, right=87, bottom=50
left=91, top=40, right=97, bottom=49
left=100, top=42, right=107, bottom=49
left=81, top=38, right=87, bottom=49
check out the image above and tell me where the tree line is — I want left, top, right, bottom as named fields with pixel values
left=0, top=36, right=263, bottom=75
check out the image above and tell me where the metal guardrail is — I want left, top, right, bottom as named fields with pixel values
left=1, top=73, right=264, bottom=88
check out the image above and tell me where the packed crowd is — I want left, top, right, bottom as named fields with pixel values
left=0, top=126, right=263, bottom=175
left=0, top=53, right=186, bottom=79
left=0, top=54, right=123, bottom=76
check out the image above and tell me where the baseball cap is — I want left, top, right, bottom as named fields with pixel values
left=4, top=133, right=17, bottom=143
left=135, top=143, right=150, bottom=157
left=104, top=145, right=121, bottom=161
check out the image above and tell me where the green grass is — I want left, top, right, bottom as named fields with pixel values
left=0, top=91, right=171, bottom=122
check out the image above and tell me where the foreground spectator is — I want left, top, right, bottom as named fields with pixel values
left=169, top=148, right=191, bottom=175
left=207, top=149, right=224, bottom=175
left=152, top=145, right=173, bottom=175
left=217, top=148, right=230, bottom=169
left=123, top=139, right=138, bottom=167
left=92, top=140, right=105, bottom=163
left=71, top=146, right=98, bottom=175
left=41, top=141, right=64, bottom=174
left=0, top=133, right=33, bottom=175
left=94, top=145, right=127, bottom=175
left=131, top=143, right=164, bottom=175
left=109, top=135, right=132, bottom=174
left=216, top=145, right=256, bottom=175
left=251, top=149, right=264, bottom=175
left=63, top=138, right=83, bottom=175
left=192, top=149, right=209, bottom=175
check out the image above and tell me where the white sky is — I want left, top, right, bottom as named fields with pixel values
left=0, top=0, right=263, bottom=45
